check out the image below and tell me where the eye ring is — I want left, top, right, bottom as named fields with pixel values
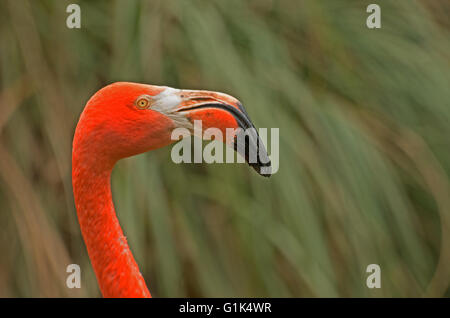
left=136, top=96, right=151, bottom=109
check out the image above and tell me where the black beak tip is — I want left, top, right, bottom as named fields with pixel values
left=232, top=138, right=272, bottom=178
left=215, top=101, right=273, bottom=178
left=251, top=162, right=272, bottom=177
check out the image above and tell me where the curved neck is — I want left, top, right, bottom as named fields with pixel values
left=72, top=153, right=151, bottom=298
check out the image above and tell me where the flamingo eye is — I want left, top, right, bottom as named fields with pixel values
left=136, top=96, right=151, bottom=109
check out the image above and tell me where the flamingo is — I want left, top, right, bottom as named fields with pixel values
left=72, top=82, right=271, bottom=298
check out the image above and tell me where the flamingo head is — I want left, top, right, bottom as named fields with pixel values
left=74, top=82, right=271, bottom=176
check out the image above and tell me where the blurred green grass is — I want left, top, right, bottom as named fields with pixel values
left=0, top=0, right=449, bottom=297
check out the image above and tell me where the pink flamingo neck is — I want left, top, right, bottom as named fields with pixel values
left=72, top=153, right=151, bottom=298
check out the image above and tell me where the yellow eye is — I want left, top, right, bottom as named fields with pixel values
left=136, top=96, right=150, bottom=109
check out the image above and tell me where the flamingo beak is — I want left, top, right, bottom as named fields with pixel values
left=171, top=89, right=272, bottom=176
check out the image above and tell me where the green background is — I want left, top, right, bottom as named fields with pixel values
left=0, top=0, right=449, bottom=297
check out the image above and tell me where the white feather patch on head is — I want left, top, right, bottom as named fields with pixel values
left=152, top=87, right=193, bottom=130
left=152, top=87, right=182, bottom=113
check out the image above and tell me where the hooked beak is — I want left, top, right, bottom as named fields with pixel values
left=159, top=88, right=272, bottom=176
